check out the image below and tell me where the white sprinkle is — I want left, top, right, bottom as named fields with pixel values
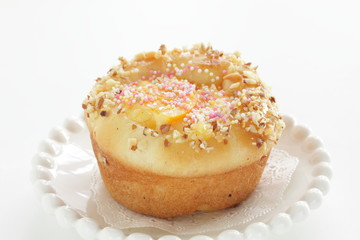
left=180, top=63, right=185, bottom=68
left=190, top=66, right=195, bottom=71
left=216, top=76, right=220, bottom=80
left=153, top=71, right=157, bottom=74
left=167, top=63, right=172, bottom=67
left=204, top=69, right=209, bottom=73
left=197, top=69, right=202, bottom=73
left=211, top=78, right=215, bottom=82
left=209, top=72, right=214, bottom=76
left=188, top=60, right=193, bottom=64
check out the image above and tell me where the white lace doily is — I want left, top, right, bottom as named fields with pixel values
left=91, top=148, right=298, bottom=235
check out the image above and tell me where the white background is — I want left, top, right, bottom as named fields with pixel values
left=0, top=0, right=359, bottom=239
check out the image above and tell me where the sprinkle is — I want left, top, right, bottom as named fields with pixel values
left=197, top=69, right=202, bottom=73
left=222, top=70, right=227, bottom=74
left=204, top=69, right=209, bottom=73
left=132, top=124, right=137, bottom=130
left=180, top=63, right=185, bottom=68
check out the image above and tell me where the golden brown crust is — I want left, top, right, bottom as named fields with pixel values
left=92, top=134, right=270, bottom=218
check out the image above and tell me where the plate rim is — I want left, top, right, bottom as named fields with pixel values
left=30, top=113, right=332, bottom=240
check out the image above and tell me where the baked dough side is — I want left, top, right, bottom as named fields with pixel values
left=92, top=135, right=270, bottom=218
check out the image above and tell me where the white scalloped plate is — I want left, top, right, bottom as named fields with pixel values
left=30, top=114, right=332, bottom=240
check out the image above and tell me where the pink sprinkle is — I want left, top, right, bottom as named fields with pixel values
left=195, top=66, right=200, bottom=70
left=210, top=113, right=216, bottom=118
left=183, top=69, right=187, bottom=73
left=149, top=77, right=153, bottom=81
left=127, top=102, right=132, bottom=105
left=229, top=106, right=234, bottom=110
left=169, top=74, right=174, bottom=78
left=248, top=115, right=252, bottom=119
left=187, top=65, right=191, bottom=69
left=115, top=94, right=120, bottom=99
left=149, top=70, right=154, bottom=74
left=141, top=76, right=145, bottom=80
left=222, top=117, right=227, bottom=122
left=222, top=70, right=227, bottom=74
left=213, top=107, right=218, bottom=111
left=171, top=71, right=175, bottom=74
left=139, top=101, right=143, bottom=105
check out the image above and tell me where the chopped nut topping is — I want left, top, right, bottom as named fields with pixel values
left=160, top=124, right=171, bottom=134
left=230, top=108, right=238, bottom=117
left=256, top=138, right=264, bottom=148
left=151, top=131, right=159, bottom=137
left=128, top=138, right=138, bottom=150
left=97, top=97, right=104, bottom=109
left=164, top=139, right=170, bottom=147
left=84, top=43, right=284, bottom=149
left=159, top=44, right=167, bottom=55
left=223, top=72, right=243, bottom=82
left=100, top=110, right=107, bottom=117
left=269, top=96, right=276, bottom=103
left=143, top=127, right=149, bottom=136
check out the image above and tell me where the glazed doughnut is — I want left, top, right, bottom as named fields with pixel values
left=82, top=43, right=285, bottom=218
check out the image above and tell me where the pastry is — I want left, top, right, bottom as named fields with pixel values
left=82, top=43, right=285, bottom=218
